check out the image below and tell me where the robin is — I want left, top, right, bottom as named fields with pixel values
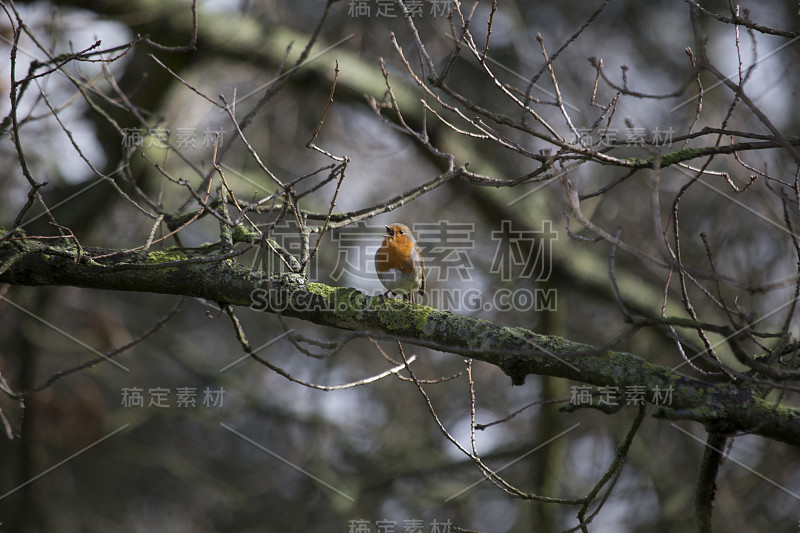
left=375, top=223, right=425, bottom=303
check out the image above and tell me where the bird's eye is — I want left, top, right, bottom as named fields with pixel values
left=398, top=230, right=404, bottom=234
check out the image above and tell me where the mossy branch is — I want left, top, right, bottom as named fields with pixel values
left=1, top=237, right=799, bottom=446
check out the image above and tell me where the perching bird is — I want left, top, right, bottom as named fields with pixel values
left=374, top=223, right=425, bottom=303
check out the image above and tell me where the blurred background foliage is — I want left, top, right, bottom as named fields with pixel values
left=1, top=0, right=800, bottom=532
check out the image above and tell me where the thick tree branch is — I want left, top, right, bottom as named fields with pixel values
left=1, top=237, right=799, bottom=446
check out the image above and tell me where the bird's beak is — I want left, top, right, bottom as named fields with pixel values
left=384, top=225, right=394, bottom=237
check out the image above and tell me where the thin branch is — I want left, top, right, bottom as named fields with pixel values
left=10, top=298, right=185, bottom=398
left=694, top=431, right=727, bottom=533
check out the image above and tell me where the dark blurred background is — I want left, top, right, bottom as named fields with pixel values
left=1, top=1, right=799, bottom=531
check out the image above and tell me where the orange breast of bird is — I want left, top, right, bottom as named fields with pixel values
left=376, top=235, right=416, bottom=273
left=375, top=224, right=425, bottom=299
